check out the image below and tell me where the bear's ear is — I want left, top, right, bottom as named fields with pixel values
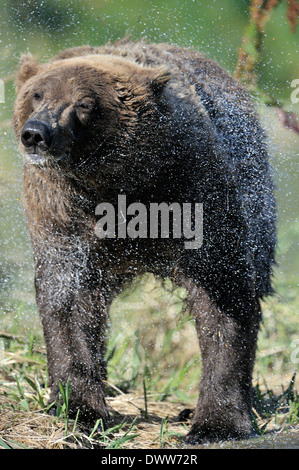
left=16, top=54, right=40, bottom=93
left=146, top=66, right=171, bottom=93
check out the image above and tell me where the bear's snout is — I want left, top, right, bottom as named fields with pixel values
left=21, top=120, right=53, bottom=152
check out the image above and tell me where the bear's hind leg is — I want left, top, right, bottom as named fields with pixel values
left=185, top=283, right=260, bottom=444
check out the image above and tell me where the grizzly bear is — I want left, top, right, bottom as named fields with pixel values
left=13, top=39, right=276, bottom=443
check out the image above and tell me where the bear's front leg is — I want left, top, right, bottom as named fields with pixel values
left=34, top=249, right=110, bottom=426
left=185, top=283, right=260, bottom=444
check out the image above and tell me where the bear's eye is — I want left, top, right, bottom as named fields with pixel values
left=76, top=102, right=93, bottom=111
left=33, top=92, right=43, bottom=102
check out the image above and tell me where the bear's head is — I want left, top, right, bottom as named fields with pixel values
left=13, top=53, right=171, bottom=181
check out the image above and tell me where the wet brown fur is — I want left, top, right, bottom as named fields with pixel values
left=13, top=39, right=276, bottom=443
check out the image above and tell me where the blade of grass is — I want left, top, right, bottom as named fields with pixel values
left=89, top=418, right=102, bottom=439
left=159, top=417, right=166, bottom=447
left=0, top=437, right=13, bottom=449
left=72, top=409, right=80, bottom=433
left=107, top=417, right=138, bottom=449
left=23, top=376, right=47, bottom=408
left=142, top=378, right=148, bottom=420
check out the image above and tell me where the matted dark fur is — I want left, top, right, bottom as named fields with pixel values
left=13, top=39, right=276, bottom=443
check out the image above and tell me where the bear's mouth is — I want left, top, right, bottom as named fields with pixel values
left=23, top=148, right=48, bottom=165
left=22, top=147, right=69, bottom=166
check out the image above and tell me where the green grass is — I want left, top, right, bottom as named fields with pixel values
left=0, top=355, right=139, bottom=448
left=0, top=335, right=298, bottom=449
left=0, top=271, right=298, bottom=448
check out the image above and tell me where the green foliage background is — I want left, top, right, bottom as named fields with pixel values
left=0, top=0, right=298, bottom=393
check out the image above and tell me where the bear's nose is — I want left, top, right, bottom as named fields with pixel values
left=21, top=120, right=53, bottom=151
